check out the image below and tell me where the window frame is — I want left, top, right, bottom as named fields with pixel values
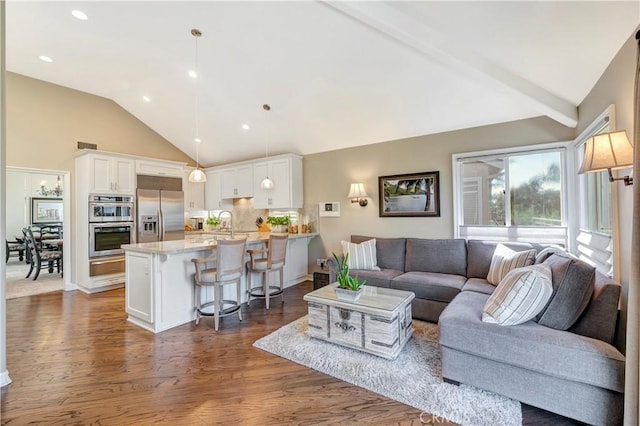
left=452, top=141, right=570, bottom=245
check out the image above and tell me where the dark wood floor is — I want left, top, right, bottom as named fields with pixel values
left=2, top=282, right=581, bottom=425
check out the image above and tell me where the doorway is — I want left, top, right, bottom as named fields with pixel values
left=5, top=167, right=71, bottom=299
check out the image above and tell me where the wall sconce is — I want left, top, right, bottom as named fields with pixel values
left=348, top=183, right=368, bottom=206
left=578, top=130, right=634, bottom=186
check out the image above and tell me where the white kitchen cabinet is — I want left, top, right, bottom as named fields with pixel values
left=253, top=155, right=303, bottom=209
left=83, top=153, right=135, bottom=195
left=136, top=159, right=184, bottom=178
left=183, top=168, right=206, bottom=211
left=125, top=251, right=154, bottom=324
left=204, top=170, right=232, bottom=210
left=284, top=236, right=310, bottom=285
left=221, top=165, right=253, bottom=198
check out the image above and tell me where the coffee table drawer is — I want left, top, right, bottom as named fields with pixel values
left=307, top=302, right=328, bottom=338
left=329, top=306, right=363, bottom=347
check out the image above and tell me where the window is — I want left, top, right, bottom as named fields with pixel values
left=453, top=143, right=568, bottom=246
left=572, top=106, right=615, bottom=276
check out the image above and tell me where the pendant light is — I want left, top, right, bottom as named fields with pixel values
left=260, top=103, right=274, bottom=189
left=188, top=28, right=207, bottom=183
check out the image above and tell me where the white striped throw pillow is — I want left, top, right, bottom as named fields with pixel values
left=486, top=244, right=536, bottom=285
left=341, top=239, right=381, bottom=271
left=482, top=264, right=553, bottom=326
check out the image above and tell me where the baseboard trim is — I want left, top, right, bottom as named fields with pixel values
left=0, top=370, right=12, bottom=388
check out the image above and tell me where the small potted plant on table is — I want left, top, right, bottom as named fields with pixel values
left=332, top=252, right=366, bottom=302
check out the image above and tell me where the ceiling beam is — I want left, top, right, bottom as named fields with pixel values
left=324, top=1, right=578, bottom=128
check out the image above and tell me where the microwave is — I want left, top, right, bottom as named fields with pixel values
left=89, top=194, right=134, bottom=223
left=89, top=222, right=134, bottom=258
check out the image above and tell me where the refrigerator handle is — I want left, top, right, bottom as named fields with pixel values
left=158, top=208, right=165, bottom=241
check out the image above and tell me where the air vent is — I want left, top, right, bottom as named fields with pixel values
left=77, top=141, right=97, bottom=150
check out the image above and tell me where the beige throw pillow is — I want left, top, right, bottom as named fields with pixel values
left=482, top=264, right=553, bottom=326
left=341, top=239, right=381, bottom=271
left=486, top=244, right=536, bottom=285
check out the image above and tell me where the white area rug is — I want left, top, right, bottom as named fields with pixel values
left=5, top=261, right=63, bottom=299
left=254, top=316, right=522, bottom=426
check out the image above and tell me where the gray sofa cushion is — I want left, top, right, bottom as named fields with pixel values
left=391, top=271, right=466, bottom=303
left=462, top=277, right=496, bottom=295
left=405, top=238, right=467, bottom=276
left=439, top=291, right=625, bottom=392
left=536, top=253, right=595, bottom=330
left=467, top=240, right=543, bottom=279
left=570, top=272, right=621, bottom=344
left=348, top=268, right=404, bottom=289
left=351, top=235, right=406, bottom=271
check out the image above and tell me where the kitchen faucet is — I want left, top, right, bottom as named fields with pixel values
left=218, top=210, right=234, bottom=238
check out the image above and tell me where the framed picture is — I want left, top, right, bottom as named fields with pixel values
left=31, top=197, right=63, bottom=224
left=379, top=171, right=440, bottom=217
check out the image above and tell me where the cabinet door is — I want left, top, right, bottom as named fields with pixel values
left=125, top=252, right=154, bottom=323
left=205, top=170, right=232, bottom=210
left=285, top=237, right=308, bottom=284
left=91, top=155, right=113, bottom=193
left=220, top=168, right=236, bottom=198
left=113, top=158, right=135, bottom=194
left=184, top=168, right=205, bottom=211
left=269, top=158, right=292, bottom=208
left=235, top=164, right=254, bottom=198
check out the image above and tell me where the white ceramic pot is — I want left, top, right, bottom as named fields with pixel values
left=334, top=286, right=364, bottom=302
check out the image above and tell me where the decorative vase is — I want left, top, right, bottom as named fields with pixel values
left=334, top=286, right=364, bottom=302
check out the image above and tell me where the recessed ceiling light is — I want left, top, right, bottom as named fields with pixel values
left=71, top=10, right=88, bottom=20
left=194, top=137, right=201, bottom=143
left=188, top=70, right=197, bottom=79
left=142, top=96, right=151, bottom=103
left=39, top=55, right=53, bottom=63
left=242, top=124, right=250, bottom=131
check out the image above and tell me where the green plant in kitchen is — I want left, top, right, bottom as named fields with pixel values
left=265, top=215, right=291, bottom=226
left=332, top=252, right=366, bottom=291
left=206, top=216, right=221, bottom=227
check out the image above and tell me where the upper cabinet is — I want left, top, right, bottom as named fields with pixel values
left=204, top=170, right=232, bottom=211
left=80, top=153, right=136, bottom=195
left=253, top=155, right=303, bottom=209
left=221, top=164, right=253, bottom=199
left=183, top=167, right=206, bottom=211
left=136, top=159, right=183, bottom=178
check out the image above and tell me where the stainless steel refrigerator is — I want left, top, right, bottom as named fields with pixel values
left=137, top=189, right=185, bottom=243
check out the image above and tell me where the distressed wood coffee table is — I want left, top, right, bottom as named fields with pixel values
left=303, top=283, right=415, bottom=359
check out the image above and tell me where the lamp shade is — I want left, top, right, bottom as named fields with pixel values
left=261, top=177, right=274, bottom=189
left=579, top=130, right=633, bottom=174
left=188, top=168, right=207, bottom=183
left=348, top=183, right=368, bottom=198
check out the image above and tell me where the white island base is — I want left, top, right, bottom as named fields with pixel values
left=124, top=233, right=316, bottom=333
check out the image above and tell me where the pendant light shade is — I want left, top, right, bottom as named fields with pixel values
left=261, top=177, right=274, bottom=189
left=189, top=168, right=207, bottom=183
left=188, top=28, right=207, bottom=183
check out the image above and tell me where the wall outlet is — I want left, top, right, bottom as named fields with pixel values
left=317, top=258, right=327, bottom=267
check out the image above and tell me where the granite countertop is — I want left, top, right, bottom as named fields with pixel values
left=122, top=232, right=318, bottom=255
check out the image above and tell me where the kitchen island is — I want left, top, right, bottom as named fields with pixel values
left=122, top=232, right=317, bottom=333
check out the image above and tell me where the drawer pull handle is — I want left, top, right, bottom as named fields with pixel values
left=335, top=322, right=356, bottom=332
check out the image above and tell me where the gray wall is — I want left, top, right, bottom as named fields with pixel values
left=304, top=116, right=575, bottom=261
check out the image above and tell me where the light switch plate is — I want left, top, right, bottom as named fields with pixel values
left=319, top=201, right=340, bottom=217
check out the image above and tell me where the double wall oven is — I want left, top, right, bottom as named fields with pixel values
left=88, top=195, right=135, bottom=276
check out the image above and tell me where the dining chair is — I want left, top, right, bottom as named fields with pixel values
left=22, top=227, right=62, bottom=280
left=5, top=239, right=25, bottom=263
left=191, top=238, right=247, bottom=331
left=246, top=234, right=288, bottom=309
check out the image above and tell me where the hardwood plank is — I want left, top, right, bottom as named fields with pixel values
left=1, top=282, right=576, bottom=425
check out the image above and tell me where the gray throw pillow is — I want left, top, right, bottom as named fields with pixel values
left=535, top=253, right=595, bottom=330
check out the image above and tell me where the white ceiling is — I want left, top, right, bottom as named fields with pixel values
left=6, top=1, right=640, bottom=167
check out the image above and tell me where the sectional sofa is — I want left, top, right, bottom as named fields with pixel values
left=330, top=235, right=624, bottom=426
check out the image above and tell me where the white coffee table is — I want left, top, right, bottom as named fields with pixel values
left=303, top=283, right=415, bottom=359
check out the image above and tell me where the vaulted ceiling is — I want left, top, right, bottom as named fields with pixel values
left=6, top=1, right=639, bottom=166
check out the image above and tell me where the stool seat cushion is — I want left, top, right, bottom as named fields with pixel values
left=199, top=267, right=241, bottom=283
left=250, top=259, right=284, bottom=271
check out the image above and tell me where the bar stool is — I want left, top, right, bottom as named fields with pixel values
left=246, top=234, right=288, bottom=309
left=192, top=238, right=247, bottom=331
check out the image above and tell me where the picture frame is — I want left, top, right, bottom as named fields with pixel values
left=31, top=197, right=63, bottom=224
left=379, top=171, right=440, bottom=217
